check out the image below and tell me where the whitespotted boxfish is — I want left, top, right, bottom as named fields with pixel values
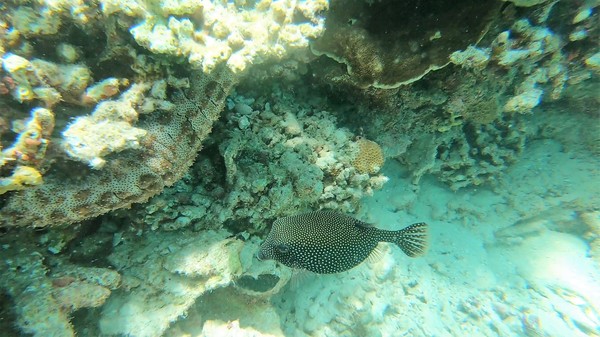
left=257, top=211, right=429, bottom=274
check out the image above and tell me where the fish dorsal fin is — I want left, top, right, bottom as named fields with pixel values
left=354, top=219, right=374, bottom=228
left=365, top=243, right=385, bottom=264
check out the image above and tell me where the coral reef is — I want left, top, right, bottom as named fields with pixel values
left=311, top=0, right=499, bottom=89
left=0, top=0, right=329, bottom=229
left=316, top=0, right=599, bottom=190
left=99, top=229, right=242, bottom=337
left=320, top=61, right=532, bottom=191
left=0, top=1, right=597, bottom=337
left=126, top=85, right=388, bottom=233
left=0, top=68, right=236, bottom=228
left=104, top=0, right=328, bottom=73
left=1, top=53, right=91, bottom=105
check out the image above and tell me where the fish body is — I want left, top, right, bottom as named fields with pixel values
left=257, top=211, right=428, bottom=274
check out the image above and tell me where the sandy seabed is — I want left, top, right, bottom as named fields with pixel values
left=269, top=137, right=600, bottom=337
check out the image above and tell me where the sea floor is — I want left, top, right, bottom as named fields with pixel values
left=83, top=122, right=600, bottom=337
left=49, top=121, right=600, bottom=337
left=269, top=138, right=600, bottom=337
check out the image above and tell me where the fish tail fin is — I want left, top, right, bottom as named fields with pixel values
left=394, top=222, right=429, bottom=257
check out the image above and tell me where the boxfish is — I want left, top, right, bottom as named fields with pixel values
left=257, top=211, right=429, bottom=274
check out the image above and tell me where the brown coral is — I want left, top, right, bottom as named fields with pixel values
left=311, top=0, right=499, bottom=89
left=352, top=137, right=384, bottom=174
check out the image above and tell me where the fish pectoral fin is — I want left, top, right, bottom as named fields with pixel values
left=396, top=222, right=429, bottom=257
left=289, top=268, right=314, bottom=288
left=366, top=244, right=385, bottom=263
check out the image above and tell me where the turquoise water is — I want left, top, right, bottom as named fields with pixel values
left=0, top=1, right=599, bottom=336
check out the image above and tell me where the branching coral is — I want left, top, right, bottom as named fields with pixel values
left=452, top=0, right=600, bottom=114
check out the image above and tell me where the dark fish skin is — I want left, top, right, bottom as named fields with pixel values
left=257, top=211, right=429, bottom=274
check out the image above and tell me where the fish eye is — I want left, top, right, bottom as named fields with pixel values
left=275, top=244, right=290, bottom=254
